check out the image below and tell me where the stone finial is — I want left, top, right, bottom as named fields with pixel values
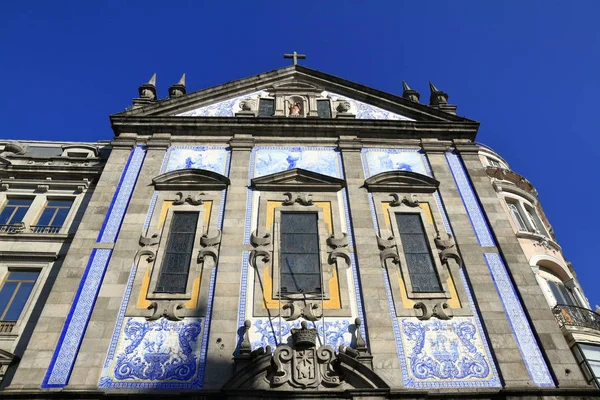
left=402, top=81, right=420, bottom=103
left=429, top=81, right=448, bottom=106
left=138, top=73, right=157, bottom=101
left=169, top=73, right=186, bottom=99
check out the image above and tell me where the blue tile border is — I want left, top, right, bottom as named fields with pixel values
left=42, top=249, right=112, bottom=388
left=98, top=145, right=231, bottom=389
left=361, top=148, right=501, bottom=388
left=445, top=151, right=554, bottom=387
left=97, top=146, right=146, bottom=243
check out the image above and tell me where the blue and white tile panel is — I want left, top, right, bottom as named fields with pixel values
left=99, top=145, right=231, bottom=389
left=175, top=89, right=412, bottom=121
left=362, top=148, right=501, bottom=388
left=445, top=151, right=554, bottom=387
left=42, top=249, right=112, bottom=387
left=97, top=146, right=146, bottom=243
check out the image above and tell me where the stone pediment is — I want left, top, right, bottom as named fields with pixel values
left=251, top=168, right=345, bottom=191
left=152, top=169, right=230, bottom=191
left=113, top=66, right=474, bottom=124
left=364, top=170, right=439, bottom=193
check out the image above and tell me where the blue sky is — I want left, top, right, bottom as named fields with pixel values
left=1, top=2, right=599, bottom=307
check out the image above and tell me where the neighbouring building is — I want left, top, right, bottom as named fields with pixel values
left=0, top=59, right=598, bottom=398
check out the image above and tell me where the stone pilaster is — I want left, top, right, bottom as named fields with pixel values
left=338, top=138, right=400, bottom=386
left=203, top=135, right=254, bottom=389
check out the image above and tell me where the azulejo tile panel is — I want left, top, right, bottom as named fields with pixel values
left=99, top=318, right=203, bottom=389
left=399, top=317, right=498, bottom=388
left=361, top=148, right=501, bottom=388
left=250, top=317, right=352, bottom=350
left=445, top=151, right=554, bottom=387
left=253, top=147, right=341, bottom=178
left=42, top=249, right=113, bottom=388
left=361, top=148, right=426, bottom=178
left=163, top=146, right=229, bottom=175
left=176, top=90, right=267, bottom=117
left=326, top=92, right=414, bottom=121
left=97, top=146, right=146, bottom=243
left=99, top=146, right=231, bottom=389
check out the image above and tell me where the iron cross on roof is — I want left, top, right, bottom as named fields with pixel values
left=283, top=51, right=306, bottom=66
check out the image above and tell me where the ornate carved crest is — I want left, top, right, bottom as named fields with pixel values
left=173, top=191, right=204, bottom=206
left=283, top=192, right=313, bottom=206
left=434, top=233, right=462, bottom=267
left=389, top=193, right=419, bottom=207
left=270, top=322, right=340, bottom=388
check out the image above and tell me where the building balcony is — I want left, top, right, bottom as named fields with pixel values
left=553, top=304, right=600, bottom=332
left=0, top=322, right=16, bottom=334
left=0, top=224, right=62, bottom=235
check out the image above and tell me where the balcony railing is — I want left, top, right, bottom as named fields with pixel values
left=553, top=304, right=600, bottom=331
left=0, top=321, right=16, bottom=334
left=30, top=225, right=62, bottom=234
left=0, top=224, right=62, bottom=234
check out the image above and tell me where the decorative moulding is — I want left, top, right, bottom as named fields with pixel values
left=486, top=166, right=538, bottom=197
left=0, top=251, right=58, bottom=262
left=251, top=168, right=345, bottom=192
left=152, top=169, right=230, bottom=191
left=363, top=170, right=439, bottom=193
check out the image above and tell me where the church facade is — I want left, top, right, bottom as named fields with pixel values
left=0, top=63, right=598, bottom=398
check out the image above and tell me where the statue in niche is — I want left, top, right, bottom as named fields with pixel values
left=289, top=102, right=302, bottom=116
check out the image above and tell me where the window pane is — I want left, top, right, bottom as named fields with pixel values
left=155, top=212, right=198, bottom=293
left=9, top=207, right=29, bottom=224
left=7, top=271, right=39, bottom=281
left=508, top=203, right=527, bottom=231
left=0, top=207, right=15, bottom=225
left=258, top=99, right=275, bottom=117
left=317, top=100, right=332, bottom=118
left=281, top=213, right=318, bottom=233
left=396, top=213, right=442, bottom=293
left=581, top=344, right=600, bottom=361
left=548, top=281, right=565, bottom=305
left=47, top=200, right=73, bottom=207
left=279, top=212, right=321, bottom=294
left=53, top=207, right=71, bottom=226
left=281, top=234, right=319, bottom=254
left=36, top=208, right=55, bottom=226
left=7, top=199, right=32, bottom=206
left=0, top=282, right=18, bottom=317
left=4, top=282, right=35, bottom=320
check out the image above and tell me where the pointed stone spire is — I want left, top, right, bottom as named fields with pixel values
left=169, top=73, right=187, bottom=99
left=428, top=81, right=448, bottom=106
left=402, top=80, right=420, bottom=103
left=138, top=73, right=157, bottom=101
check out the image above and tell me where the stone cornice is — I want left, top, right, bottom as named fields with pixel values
left=110, top=116, right=479, bottom=141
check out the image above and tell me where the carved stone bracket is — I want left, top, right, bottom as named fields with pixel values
left=250, top=229, right=272, bottom=247
left=173, top=191, right=205, bottom=206
left=282, top=301, right=322, bottom=321
left=434, top=233, right=462, bottom=267
left=146, top=301, right=185, bottom=321
left=327, top=233, right=351, bottom=266
left=283, top=192, right=313, bottom=206
left=198, top=230, right=221, bottom=263
left=414, top=301, right=453, bottom=320
left=376, top=233, right=400, bottom=265
left=250, top=250, right=271, bottom=268
left=136, top=232, right=160, bottom=263
left=389, top=193, right=419, bottom=207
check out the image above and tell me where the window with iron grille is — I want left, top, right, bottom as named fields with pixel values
left=395, top=213, right=442, bottom=293
left=258, top=98, right=275, bottom=117
left=155, top=212, right=199, bottom=293
left=279, top=212, right=321, bottom=294
left=317, top=99, right=332, bottom=118
left=0, top=270, right=40, bottom=321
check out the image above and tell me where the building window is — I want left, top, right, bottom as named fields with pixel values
left=317, top=99, right=332, bottom=118
left=32, top=199, right=73, bottom=233
left=507, top=201, right=528, bottom=231
left=395, top=213, right=442, bottom=293
left=0, top=199, right=32, bottom=225
left=488, top=158, right=501, bottom=168
left=0, top=270, right=40, bottom=321
left=578, top=343, right=600, bottom=388
left=524, top=204, right=546, bottom=235
left=279, top=212, right=321, bottom=295
left=155, top=212, right=199, bottom=293
left=258, top=98, right=275, bottom=117
left=547, top=280, right=577, bottom=306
